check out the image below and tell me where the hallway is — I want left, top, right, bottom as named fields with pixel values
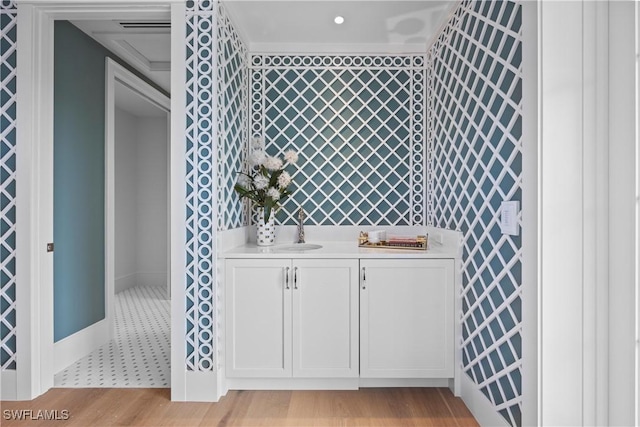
left=54, top=286, right=170, bottom=388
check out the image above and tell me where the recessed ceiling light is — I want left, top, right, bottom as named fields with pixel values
left=334, top=16, right=345, bottom=25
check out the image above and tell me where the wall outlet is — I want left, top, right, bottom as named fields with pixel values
left=500, top=201, right=520, bottom=236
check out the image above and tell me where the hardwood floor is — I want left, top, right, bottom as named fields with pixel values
left=1, top=388, right=479, bottom=426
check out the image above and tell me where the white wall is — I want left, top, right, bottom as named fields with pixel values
left=539, top=3, right=586, bottom=423
left=538, top=1, right=636, bottom=425
left=136, top=117, right=168, bottom=288
left=114, top=107, right=168, bottom=293
left=608, top=2, right=637, bottom=425
left=521, top=2, right=538, bottom=425
left=115, top=107, right=139, bottom=293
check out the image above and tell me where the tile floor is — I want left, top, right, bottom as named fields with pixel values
left=54, top=285, right=170, bottom=388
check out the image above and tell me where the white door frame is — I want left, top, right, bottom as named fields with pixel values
left=15, top=1, right=187, bottom=400
left=105, top=58, right=170, bottom=340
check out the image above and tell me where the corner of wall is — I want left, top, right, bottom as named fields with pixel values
left=182, top=0, right=250, bottom=401
left=461, top=373, right=510, bottom=427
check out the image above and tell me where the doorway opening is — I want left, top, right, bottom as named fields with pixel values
left=54, top=57, right=171, bottom=387
left=14, top=2, right=186, bottom=399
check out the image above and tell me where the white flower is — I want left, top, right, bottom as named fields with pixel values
left=277, top=171, right=292, bottom=189
left=236, top=174, right=251, bottom=188
left=263, top=156, right=283, bottom=170
left=250, top=136, right=265, bottom=150
left=254, top=175, right=268, bottom=190
left=284, top=150, right=299, bottom=164
left=248, top=149, right=266, bottom=167
left=267, top=187, right=281, bottom=201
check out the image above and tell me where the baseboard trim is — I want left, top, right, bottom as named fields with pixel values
left=114, top=271, right=167, bottom=293
left=115, top=272, right=167, bottom=293
left=359, top=378, right=449, bottom=387
left=184, top=371, right=220, bottom=402
left=136, top=272, right=167, bottom=288
left=54, top=319, right=110, bottom=374
left=1, top=369, right=17, bottom=400
left=115, top=273, right=137, bottom=293
left=460, top=372, right=509, bottom=427
left=224, top=377, right=449, bottom=390
left=227, top=378, right=359, bottom=390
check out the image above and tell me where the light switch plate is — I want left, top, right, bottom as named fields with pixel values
left=500, top=201, right=519, bottom=236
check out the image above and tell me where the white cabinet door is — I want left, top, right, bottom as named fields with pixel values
left=226, top=259, right=292, bottom=377
left=292, top=259, right=359, bottom=378
left=360, top=259, right=454, bottom=378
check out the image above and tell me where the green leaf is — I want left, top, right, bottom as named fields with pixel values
left=234, top=184, right=249, bottom=196
left=264, top=203, right=272, bottom=223
left=235, top=184, right=262, bottom=204
left=269, top=169, right=283, bottom=188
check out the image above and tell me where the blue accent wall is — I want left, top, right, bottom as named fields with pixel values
left=53, top=20, right=107, bottom=341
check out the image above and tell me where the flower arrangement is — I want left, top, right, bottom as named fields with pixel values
left=234, top=137, right=299, bottom=223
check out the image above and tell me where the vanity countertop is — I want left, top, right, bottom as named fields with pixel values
left=220, top=240, right=458, bottom=259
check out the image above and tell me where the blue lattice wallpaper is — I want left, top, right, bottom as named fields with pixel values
left=185, top=0, right=217, bottom=371
left=184, top=0, right=248, bottom=371
left=0, top=0, right=17, bottom=371
left=250, top=54, right=426, bottom=226
left=217, top=4, right=248, bottom=231
left=428, top=1, right=523, bottom=426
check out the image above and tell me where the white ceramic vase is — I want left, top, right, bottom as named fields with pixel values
left=256, top=207, right=275, bottom=246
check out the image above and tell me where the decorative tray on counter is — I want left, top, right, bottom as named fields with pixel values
left=358, top=232, right=428, bottom=251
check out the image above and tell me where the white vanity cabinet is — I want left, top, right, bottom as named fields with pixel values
left=225, top=258, right=359, bottom=378
left=359, top=259, right=455, bottom=378
left=225, top=259, right=291, bottom=377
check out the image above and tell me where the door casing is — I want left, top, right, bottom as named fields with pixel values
left=15, top=1, right=188, bottom=400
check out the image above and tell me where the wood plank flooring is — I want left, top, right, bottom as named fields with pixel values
left=1, top=388, right=478, bottom=426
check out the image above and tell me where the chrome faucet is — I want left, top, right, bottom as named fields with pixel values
left=296, top=208, right=306, bottom=244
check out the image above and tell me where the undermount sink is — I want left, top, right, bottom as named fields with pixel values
left=276, top=243, right=323, bottom=251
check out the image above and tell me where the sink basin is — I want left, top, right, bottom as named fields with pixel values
left=276, top=243, right=323, bottom=252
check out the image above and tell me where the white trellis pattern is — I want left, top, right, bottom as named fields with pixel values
left=428, top=1, right=523, bottom=426
left=185, top=0, right=216, bottom=371
left=1, top=0, right=17, bottom=371
left=250, top=54, right=426, bottom=226
left=216, top=3, right=248, bottom=231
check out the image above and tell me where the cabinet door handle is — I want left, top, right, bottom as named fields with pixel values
left=362, top=267, right=366, bottom=290
left=285, top=267, right=290, bottom=290
left=294, top=267, right=298, bottom=289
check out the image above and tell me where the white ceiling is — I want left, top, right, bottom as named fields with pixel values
left=71, top=19, right=171, bottom=93
left=70, top=0, right=456, bottom=109
left=222, top=0, right=457, bottom=53
left=115, top=82, right=167, bottom=119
